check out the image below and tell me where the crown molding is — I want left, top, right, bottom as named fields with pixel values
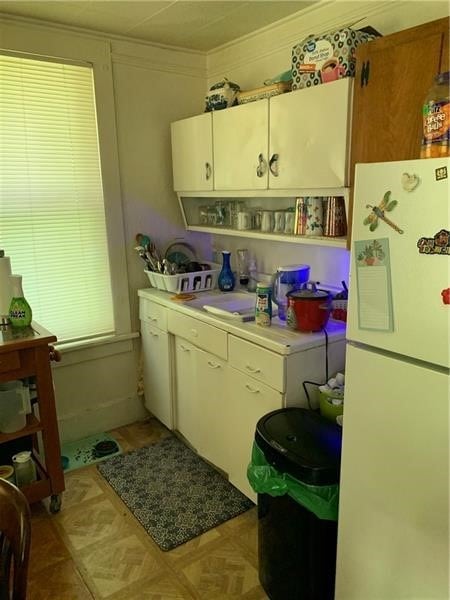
left=0, top=12, right=206, bottom=77
left=206, top=0, right=404, bottom=80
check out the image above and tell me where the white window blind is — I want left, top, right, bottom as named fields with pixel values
left=0, top=53, right=115, bottom=343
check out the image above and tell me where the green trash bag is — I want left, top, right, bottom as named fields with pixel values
left=247, top=442, right=339, bottom=521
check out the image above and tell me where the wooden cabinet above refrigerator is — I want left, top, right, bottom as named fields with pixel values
left=347, top=16, right=449, bottom=248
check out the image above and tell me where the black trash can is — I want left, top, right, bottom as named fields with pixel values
left=253, top=407, right=342, bottom=600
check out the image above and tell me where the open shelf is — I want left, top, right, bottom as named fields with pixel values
left=0, top=413, right=43, bottom=444
left=186, top=225, right=347, bottom=248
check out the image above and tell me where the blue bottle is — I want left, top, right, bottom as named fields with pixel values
left=218, top=251, right=235, bottom=292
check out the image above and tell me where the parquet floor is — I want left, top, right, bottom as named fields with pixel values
left=28, top=418, right=267, bottom=599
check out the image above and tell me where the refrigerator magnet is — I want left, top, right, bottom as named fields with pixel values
left=441, top=288, right=450, bottom=305
left=417, top=229, right=450, bottom=255
left=401, top=172, right=420, bottom=192
left=364, top=191, right=404, bottom=234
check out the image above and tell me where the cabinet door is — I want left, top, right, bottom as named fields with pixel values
left=213, top=100, right=269, bottom=190
left=269, top=78, right=352, bottom=189
left=347, top=17, right=449, bottom=249
left=226, top=367, right=282, bottom=500
left=196, top=351, right=229, bottom=472
left=171, top=113, right=213, bottom=192
left=174, top=338, right=202, bottom=451
left=350, top=17, right=449, bottom=170
left=141, top=322, right=172, bottom=428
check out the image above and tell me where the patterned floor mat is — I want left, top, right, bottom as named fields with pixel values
left=97, top=435, right=254, bottom=551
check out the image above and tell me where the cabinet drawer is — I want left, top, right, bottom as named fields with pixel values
left=168, top=311, right=227, bottom=359
left=0, top=351, right=20, bottom=373
left=139, top=298, right=168, bottom=331
left=229, top=335, right=285, bottom=392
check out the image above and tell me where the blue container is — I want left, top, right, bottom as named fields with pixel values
left=218, top=251, right=235, bottom=292
left=272, top=264, right=310, bottom=320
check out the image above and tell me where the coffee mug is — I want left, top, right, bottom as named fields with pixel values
left=284, top=211, right=295, bottom=234
left=321, top=58, right=345, bottom=83
left=237, top=211, right=251, bottom=230
left=305, top=197, right=324, bottom=236
left=261, top=210, right=274, bottom=232
left=273, top=211, right=285, bottom=233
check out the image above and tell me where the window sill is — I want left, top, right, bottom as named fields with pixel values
left=53, top=332, right=140, bottom=367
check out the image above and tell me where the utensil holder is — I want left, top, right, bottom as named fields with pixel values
left=145, top=263, right=220, bottom=294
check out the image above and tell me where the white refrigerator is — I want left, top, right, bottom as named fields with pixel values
left=336, top=158, right=450, bottom=600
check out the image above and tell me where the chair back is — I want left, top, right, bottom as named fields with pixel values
left=0, top=479, right=31, bottom=600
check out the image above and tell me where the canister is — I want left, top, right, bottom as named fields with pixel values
left=12, top=451, right=37, bottom=487
left=305, top=197, right=324, bottom=236
left=255, top=283, right=272, bottom=327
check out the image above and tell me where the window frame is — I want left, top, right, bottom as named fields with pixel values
left=0, top=19, right=132, bottom=345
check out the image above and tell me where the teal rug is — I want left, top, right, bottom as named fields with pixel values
left=61, top=433, right=122, bottom=472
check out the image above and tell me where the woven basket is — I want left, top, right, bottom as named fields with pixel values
left=237, top=81, right=292, bottom=105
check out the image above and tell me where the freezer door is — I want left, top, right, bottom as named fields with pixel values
left=347, top=157, right=450, bottom=368
left=336, top=344, right=449, bottom=600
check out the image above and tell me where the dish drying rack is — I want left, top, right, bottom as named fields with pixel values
left=145, top=263, right=221, bottom=293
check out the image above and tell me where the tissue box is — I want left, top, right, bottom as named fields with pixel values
left=291, top=27, right=376, bottom=90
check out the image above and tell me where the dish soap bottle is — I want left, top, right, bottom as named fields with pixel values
left=218, top=250, right=235, bottom=292
left=9, top=275, right=32, bottom=327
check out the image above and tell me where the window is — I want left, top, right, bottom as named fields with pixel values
left=0, top=53, right=116, bottom=343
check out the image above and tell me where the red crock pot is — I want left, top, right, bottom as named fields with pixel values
left=286, top=283, right=332, bottom=332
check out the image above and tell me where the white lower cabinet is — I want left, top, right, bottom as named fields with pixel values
left=225, top=367, right=282, bottom=501
left=139, top=291, right=346, bottom=501
left=196, top=350, right=230, bottom=472
left=141, top=321, right=172, bottom=429
left=173, top=337, right=203, bottom=451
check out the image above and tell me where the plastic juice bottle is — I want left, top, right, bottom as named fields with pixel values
left=255, top=283, right=272, bottom=327
left=421, top=71, right=450, bottom=158
left=8, top=275, right=32, bottom=327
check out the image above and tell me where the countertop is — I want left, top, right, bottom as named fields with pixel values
left=138, top=288, right=346, bottom=356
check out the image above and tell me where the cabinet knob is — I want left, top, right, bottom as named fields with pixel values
left=205, top=162, right=212, bottom=180
left=190, top=329, right=198, bottom=337
left=207, top=360, right=221, bottom=369
left=269, top=153, right=279, bottom=176
left=256, top=153, right=267, bottom=177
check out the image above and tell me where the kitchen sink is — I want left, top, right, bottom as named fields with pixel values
left=185, top=291, right=276, bottom=321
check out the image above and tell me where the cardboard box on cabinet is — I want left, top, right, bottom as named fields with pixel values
left=291, top=27, right=376, bottom=90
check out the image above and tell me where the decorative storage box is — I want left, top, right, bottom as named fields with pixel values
left=145, top=264, right=220, bottom=294
left=291, top=27, right=376, bottom=90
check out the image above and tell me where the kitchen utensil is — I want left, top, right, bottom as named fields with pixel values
left=286, top=282, right=332, bottom=332
left=164, top=240, right=197, bottom=267
left=271, top=264, right=311, bottom=321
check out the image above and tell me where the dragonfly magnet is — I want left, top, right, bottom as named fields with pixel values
left=364, top=191, right=404, bottom=234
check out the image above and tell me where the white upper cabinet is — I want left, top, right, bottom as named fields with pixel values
left=269, top=78, right=352, bottom=189
left=171, top=113, right=213, bottom=192
left=170, top=78, right=352, bottom=193
left=212, top=100, right=269, bottom=190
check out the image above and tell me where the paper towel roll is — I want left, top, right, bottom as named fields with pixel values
left=0, top=253, right=13, bottom=318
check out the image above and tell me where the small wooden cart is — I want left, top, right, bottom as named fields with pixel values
left=0, top=322, right=64, bottom=513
